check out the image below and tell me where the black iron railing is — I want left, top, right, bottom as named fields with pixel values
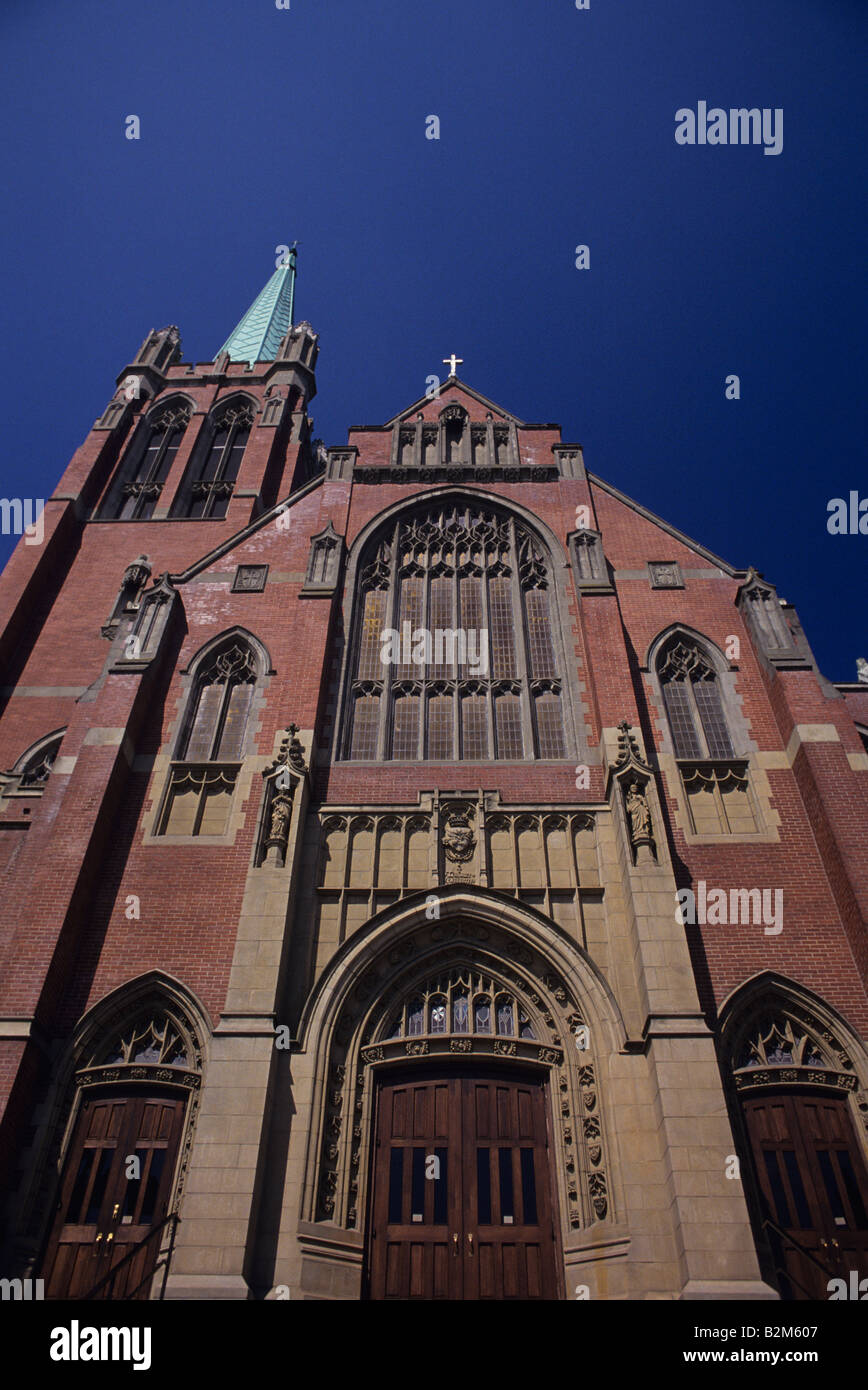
left=761, top=1217, right=839, bottom=1300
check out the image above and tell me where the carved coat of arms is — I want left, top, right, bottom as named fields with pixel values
left=442, top=816, right=475, bottom=863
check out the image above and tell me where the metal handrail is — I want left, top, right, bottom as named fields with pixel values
left=761, top=1216, right=841, bottom=1298
left=761, top=1217, right=839, bottom=1279
left=80, top=1212, right=180, bottom=1301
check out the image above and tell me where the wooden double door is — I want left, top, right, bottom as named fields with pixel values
left=744, top=1090, right=868, bottom=1298
left=42, top=1087, right=186, bottom=1300
left=366, top=1066, right=562, bottom=1300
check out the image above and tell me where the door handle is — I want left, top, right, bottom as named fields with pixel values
left=467, top=1233, right=474, bottom=1255
left=94, top=1232, right=103, bottom=1248
left=452, top=1233, right=459, bottom=1256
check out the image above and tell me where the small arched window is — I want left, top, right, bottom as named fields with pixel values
left=172, top=400, right=254, bottom=519
left=101, top=403, right=191, bottom=520
left=657, top=636, right=733, bottom=759
left=3, top=729, right=65, bottom=801
left=178, top=641, right=258, bottom=762
left=158, top=636, right=262, bottom=836
left=382, top=970, right=537, bottom=1043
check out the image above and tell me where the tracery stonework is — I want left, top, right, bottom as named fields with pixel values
left=313, top=927, right=611, bottom=1236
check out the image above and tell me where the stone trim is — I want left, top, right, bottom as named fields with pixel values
left=355, top=463, right=559, bottom=484
left=648, top=561, right=684, bottom=589
left=657, top=751, right=781, bottom=845
left=785, top=723, right=841, bottom=759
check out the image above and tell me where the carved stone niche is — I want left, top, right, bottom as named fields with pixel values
left=101, top=554, right=152, bottom=638
left=607, top=719, right=659, bottom=867
left=110, top=573, right=177, bottom=671
left=325, top=447, right=357, bottom=481
left=261, top=386, right=286, bottom=427
left=736, top=568, right=811, bottom=670
left=568, top=529, right=613, bottom=594
left=440, top=802, right=478, bottom=885
left=300, top=521, right=343, bottom=597
left=94, top=395, right=132, bottom=431
left=256, top=724, right=308, bottom=867
left=552, top=444, right=585, bottom=479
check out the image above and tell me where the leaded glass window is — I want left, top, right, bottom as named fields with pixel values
left=345, top=502, right=568, bottom=761
left=383, top=970, right=536, bottom=1042
left=158, top=638, right=260, bottom=836
left=180, top=642, right=257, bottom=762
left=101, top=403, right=191, bottom=520
left=88, top=1012, right=196, bottom=1073
left=172, top=401, right=254, bottom=519
left=657, top=637, right=734, bottom=759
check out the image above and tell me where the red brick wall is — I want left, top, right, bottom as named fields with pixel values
left=0, top=365, right=865, bottom=1189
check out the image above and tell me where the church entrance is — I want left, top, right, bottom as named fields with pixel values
left=41, top=1087, right=186, bottom=1299
left=364, top=1064, right=562, bottom=1300
left=743, top=1090, right=868, bottom=1298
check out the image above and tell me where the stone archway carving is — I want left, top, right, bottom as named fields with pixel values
left=718, top=972, right=868, bottom=1135
left=296, top=890, right=626, bottom=1247
left=15, top=973, right=210, bottom=1264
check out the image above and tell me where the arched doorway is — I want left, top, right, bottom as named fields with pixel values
left=38, top=982, right=205, bottom=1300
left=720, top=977, right=868, bottom=1300
left=295, top=893, right=626, bottom=1301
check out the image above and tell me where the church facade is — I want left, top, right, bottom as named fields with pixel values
left=0, top=260, right=866, bottom=1301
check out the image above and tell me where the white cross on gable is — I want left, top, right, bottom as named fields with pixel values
left=443, top=353, right=463, bottom=377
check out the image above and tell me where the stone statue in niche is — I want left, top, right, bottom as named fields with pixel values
left=269, top=794, right=292, bottom=844
left=262, top=788, right=294, bottom=867
left=625, top=779, right=656, bottom=864
left=626, top=781, right=651, bottom=840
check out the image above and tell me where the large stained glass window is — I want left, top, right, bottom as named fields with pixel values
left=344, top=502, right=568, bottom=761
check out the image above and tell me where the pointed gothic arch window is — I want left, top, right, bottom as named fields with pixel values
left=343, top=501, right=568, bottom=761
left=100, top=401, right=191, bottom=520
left=655, top=632, right=759, bottom=835
left=657, top=636, right=733, bottom=759
left=171, top=399, right=255, bottom=519
left=2, top=729, right=65, bottom=801
left=157, top=635, right=262, bottom=836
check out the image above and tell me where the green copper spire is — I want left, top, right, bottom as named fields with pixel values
left=217, top=246, right=297, bottom=366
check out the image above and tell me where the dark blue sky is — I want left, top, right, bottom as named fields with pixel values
left=0, top=0, right=864, bottom=679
